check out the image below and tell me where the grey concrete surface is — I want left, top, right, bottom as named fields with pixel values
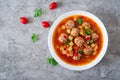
left=0, top=0, right=120, bottom=80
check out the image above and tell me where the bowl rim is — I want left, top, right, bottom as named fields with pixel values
left=48, top=10, right=108, bottom=71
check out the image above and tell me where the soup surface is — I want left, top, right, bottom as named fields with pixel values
left=52, top=15, right=103, bottom=66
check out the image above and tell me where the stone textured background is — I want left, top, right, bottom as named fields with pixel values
left=0, top=0, right=120, bottom=80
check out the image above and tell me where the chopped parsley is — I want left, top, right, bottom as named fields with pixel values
left=84, top=28, right=92, bottom=35
left=78, top=50, right=83, bottom=54
left=77, top=18, right=82, bottom=24
left=64, top=39, right=69, bottom=45
left=89, top=39, right=94, bottom=44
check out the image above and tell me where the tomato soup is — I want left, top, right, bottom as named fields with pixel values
left=52, top=15, right=103, bottom=66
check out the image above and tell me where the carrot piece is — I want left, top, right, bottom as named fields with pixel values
left=73, top=45, right=79, bottom=50
left=74, top=52, right=78, bottom=56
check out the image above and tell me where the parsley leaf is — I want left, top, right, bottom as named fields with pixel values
left=34, top=9, right=42, bottom=17
left=47, top=57, right=57, bottom=66
left=77, top=18, right=82, bottom=24
left=31, top=33, right=37, bottom=43
left=89, top=39, right=94, bottom=44
left=84, top=28, right=92, bottom=35
left=78, top=50, right=83, bottom=54
left=64, top=39, right=69, bottom=45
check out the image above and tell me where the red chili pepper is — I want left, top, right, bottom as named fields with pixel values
left=74, top=52, right=78, bottom=56
left=20, top=17, right=28, bottom=24
left=64, top=36, right=67, bottom=39
left=64, top=45, right=70, bottom=50
left=41, top=21, right=50, bottom=28
left=73, top=45, right=79, bottom=50
left=84, top=36, right=90, bottom=41
left=64, top=45, right=67, bottom=50
left=49, top=2, right=57, bottom=10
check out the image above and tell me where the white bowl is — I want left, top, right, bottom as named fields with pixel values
left=48, top=10, right=108, bottom=71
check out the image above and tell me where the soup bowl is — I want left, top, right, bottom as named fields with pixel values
left=48, top=10, right=108, bottom=71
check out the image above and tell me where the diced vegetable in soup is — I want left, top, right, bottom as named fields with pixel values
left=52, top=15, right=103, bottom=66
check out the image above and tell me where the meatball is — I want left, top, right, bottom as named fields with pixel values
left=82, top=22, right=91, bottom=28
left=83, top=46, right=93, bottom=55
left=65, top=20, right=75, bottom=28
left=74, top=36, right=85, bottom=47
left=58, top=33, right=68, bottom=43
left=72, top=53, right=81, bottom=60
left=70, top=28, right=79, bottom=37
left=91, top=33, right=99, bottom=41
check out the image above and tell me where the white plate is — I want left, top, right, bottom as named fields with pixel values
left=48, top=10, right=108, bottom=71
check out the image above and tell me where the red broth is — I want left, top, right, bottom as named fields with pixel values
left=52, top=15, right=103, bottom=66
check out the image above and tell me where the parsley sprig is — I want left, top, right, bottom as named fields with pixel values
left=47, top=57, right=57, bottom=66
left=34, top=9, right=42, bottom=17
left=31, top=33, right=37, bottom=43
